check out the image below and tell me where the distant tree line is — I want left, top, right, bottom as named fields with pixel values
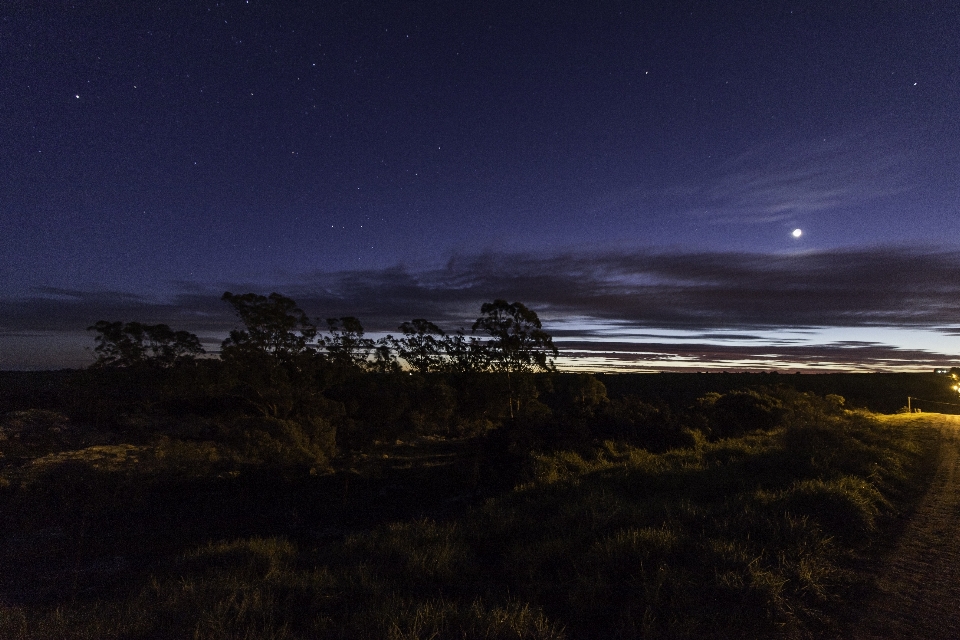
left=88, top=293, right=558, bottom=376
left=88, top=320, right=205, bottom=368
left=81, top=294, right=559, bottom=460
left=85, top=298, right=836, bottom=481
left=36, top=294, right=872, bottom=478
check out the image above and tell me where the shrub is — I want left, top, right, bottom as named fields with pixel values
left=0, top=409, right=77, bottom=456
left=698, top=389, right=786, bottom=438
left=775, top=476, right=887, bottom=544
left=221, top=416, right=335, bottom=469
left=153, top=437, right=224, bottom=476
left=598, top=396, right=694, bottom=452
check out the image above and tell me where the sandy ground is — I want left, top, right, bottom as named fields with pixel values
left=851, top=413, right=960, bottom=639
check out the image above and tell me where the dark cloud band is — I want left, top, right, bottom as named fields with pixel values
left=2, top=245, right=959, bottom=369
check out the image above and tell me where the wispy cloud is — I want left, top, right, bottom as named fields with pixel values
left=555, top=338, right=957, bottom=372
left=678, top=134, right=914, bottom=225
left=581, top=132, right=914, bottom=228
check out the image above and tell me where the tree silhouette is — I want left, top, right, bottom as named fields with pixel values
left=220, top=292, right=317, bottom=360
left=472, top=300, right=557, bottom=374
left=220, top=292, right=320, bottom=418
left=88, top=320, right=204, bottom=368
left=324, top=317, right=373, bottom=369
left=472, top=300, right=557, bottom=417
left=441, top=330, right=490, bottom=373
left=396, top=319, right=446, bottom=373
left=370, top=337, right=401, bottom=373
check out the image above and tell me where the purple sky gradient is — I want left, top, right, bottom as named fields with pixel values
left=2, top=2, right=959, bottom=370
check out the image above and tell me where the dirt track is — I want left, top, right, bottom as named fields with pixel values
left=851, top=413, right=960, bottom=639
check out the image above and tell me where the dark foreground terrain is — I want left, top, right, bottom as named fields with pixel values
left=0, top=371, right=954, bottom=638
left=850, top=413, right=960, bottom=640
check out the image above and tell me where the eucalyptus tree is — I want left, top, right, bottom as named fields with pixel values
left=472, top=300, right=557, bottom=374
left=220, top=292, right=321, bottom=418
left=88, top=320, right=204, bottom=368
left=441, top=330, right=490, bottom=374
left=323, top=316, right=373, bottom=370
left=396, top=318, right=446, bottom=373
left=472, top=300, right=558, bottom=417
left=220, top=291, right=317, bottom=361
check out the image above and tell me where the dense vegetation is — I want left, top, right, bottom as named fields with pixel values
left=0, top=293, right=953, bottom=638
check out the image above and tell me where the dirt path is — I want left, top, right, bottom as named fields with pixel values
left=851, top=413, right=960, bottom=639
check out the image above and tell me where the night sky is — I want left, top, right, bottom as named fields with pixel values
left=3, top=1, right=960, bottom=370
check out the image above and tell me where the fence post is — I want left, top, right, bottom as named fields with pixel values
left=907, top=397, right=911, bottom=412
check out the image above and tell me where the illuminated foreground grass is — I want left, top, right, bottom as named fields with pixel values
left=0, top=409, right=939, bottom=639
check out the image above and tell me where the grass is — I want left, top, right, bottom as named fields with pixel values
left=0, top=400, right=941, bottom=639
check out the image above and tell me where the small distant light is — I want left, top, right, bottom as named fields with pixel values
left=792, top=228, right=802, bottom=238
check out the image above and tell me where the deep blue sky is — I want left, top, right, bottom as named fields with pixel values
left=3, top=1, right=960, bottom=370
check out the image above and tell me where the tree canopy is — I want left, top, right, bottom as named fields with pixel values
left=89, top=294, right=559, bottom=376
left=396, top=319, right=446, bottom=373
left=472, top=299, right=558, bottom=373
left=220, top=292, right=317, bottom=360
left=324, top=317, right=372, bottom=369
left=88, top=320, right=204, bottom=368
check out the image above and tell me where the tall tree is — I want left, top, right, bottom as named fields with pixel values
left=220, top=292, right=320, bottom=418
left=472, top=300, right=557, bottom=374
left=396, top=319, right=445, bottom=373
left=220, top=292, right=317, bottom=360
left=88, top=320, right=204, bottom=368
left=323, top=316, right=372, bottom=369
left=441, top=330, right=490, bottom=373
left=472, top=300, right=558, bottom=417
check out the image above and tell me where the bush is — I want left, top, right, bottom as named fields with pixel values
left=598, top=396, right=694, bottom=452
left=697, top=389, right=786, bottom=438
left=0, top=409, right=78, bottom=457
left=774, top=476, right=887, bottom=544
left=153, top=437, right=224, bottom=476
left=221, top=416, right=335, bottom=469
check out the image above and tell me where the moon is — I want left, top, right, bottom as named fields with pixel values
left=792, top=228, right=802, bottom=238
